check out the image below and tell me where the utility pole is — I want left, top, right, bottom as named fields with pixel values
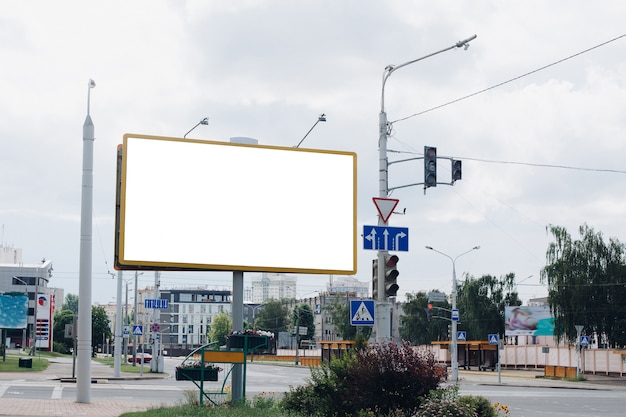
left=376, top=35, right=476, bottom=342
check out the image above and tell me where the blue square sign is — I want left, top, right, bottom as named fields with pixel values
left=350, top=300, right=375, bottom=326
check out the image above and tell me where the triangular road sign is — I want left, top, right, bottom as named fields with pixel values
left=352, top=301, right=374, bottom=323
left=373, top=197, right=399, bottom=224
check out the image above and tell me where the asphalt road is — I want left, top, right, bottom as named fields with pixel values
left=2, top=355, right=626, bottom=416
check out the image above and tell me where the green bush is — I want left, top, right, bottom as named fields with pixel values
left=281, top=341, right=446, bottom=417
left=459, top=396, right=497, bottom=417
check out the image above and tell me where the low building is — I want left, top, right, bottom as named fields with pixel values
left=0, top=250, right=59, bottom=351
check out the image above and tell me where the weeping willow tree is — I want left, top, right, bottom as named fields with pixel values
left=541, top=224, right=626, bottom=347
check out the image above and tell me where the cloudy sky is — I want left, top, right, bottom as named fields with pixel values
left=2, top=1, right=625, bottom=306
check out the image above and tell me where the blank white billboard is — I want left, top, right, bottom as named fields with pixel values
left=116, top=134, right=357, bottom=274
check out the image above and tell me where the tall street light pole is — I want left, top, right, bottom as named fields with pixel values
left=425, top=245, right=480, bottom=382
left=376, top=35, right=476, bottom=342
left=77, top=78, right=96, bottom=403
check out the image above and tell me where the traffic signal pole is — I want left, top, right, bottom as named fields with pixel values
left=376, top=35, right=476, bottom=343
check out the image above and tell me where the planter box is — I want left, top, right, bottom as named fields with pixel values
left=175, top=367, right=218, bottom=381
left=227, top=334, right=268, bottom=351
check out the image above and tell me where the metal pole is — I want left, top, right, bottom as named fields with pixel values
left=77, top=78, right=96, bottom=403
left=231, top=271, right=244, bottom=402
left=114, top=270, right=123, bottom=377
left=425, top=245, right=479, bottom=382
left=375, top=35, right=476, bottom=343
left=29, top=271, right=39, bottom=356
left=124, top=280, right=129, bottom=363
left=451, top=259, right=458, bottom=381
left=133, top=271, right=139, bottom=366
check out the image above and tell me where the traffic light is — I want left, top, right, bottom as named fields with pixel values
left=426, top=303, right=433, bottom=321
left=383, top=254, right=399, bottom=297
left=452, top=159, right=462, bottom=183
left=424, top=146, right=437, bottom=188
left=372, top=259, right=378, bottom=299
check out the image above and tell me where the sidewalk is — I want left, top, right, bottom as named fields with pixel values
left=457, top=367, right=626, bottom=390
left=0, top=355, right=170, bottom=417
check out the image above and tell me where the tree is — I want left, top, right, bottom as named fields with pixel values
left=208, top=312, right=232, bottom=346
left=92, top=305, right=112, bottom=349
left=456, top=273, right=520, bottom=340
left=62, top=294, right=79, bottom=315
left=400, top=291, right=449, bottom=344
left=52, top=309, right=75, bottom=353
left=292, top=303, right=315, bottom=341
left=254, top=299, right=289, bottom=334
left=328, top=298, right=372, bottom=340
left=541, top=224, right=626, bottom=346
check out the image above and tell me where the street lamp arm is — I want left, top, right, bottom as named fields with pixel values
left=184, top=117, right=209, bottom=138
left=380, top=34, right=477, bottom=112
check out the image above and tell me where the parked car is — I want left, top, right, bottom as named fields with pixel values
left=128, top=353, right=152, bottom=364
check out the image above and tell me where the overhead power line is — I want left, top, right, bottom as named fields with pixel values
left=391, top=33, right=626, bottom=124
left=459, top=156, right=626, bottom=174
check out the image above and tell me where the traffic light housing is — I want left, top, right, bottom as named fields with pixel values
left=372, top=259, right=378, bottom=299
left=424, top=146, right=437, bottom=188
left=426, top=303, right=433, bottom=321
left=383, top=254, right=399, bottom=297
left=452, top=159, right=462, bottom=183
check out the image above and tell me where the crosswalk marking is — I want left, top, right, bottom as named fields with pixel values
left=51, top=386, right=63, bottom=399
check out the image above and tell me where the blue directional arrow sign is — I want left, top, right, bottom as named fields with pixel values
left=350, top=300, right=375, bottom=326
left=363, top=225, right=409, bottom=251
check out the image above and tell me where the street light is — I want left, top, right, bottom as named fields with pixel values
left=425, top=245, right=479, bottom=382
left=376, top=34, right=477, bottom=342
left=295, top=113, right=326, bottom=148
left=183, top=117, right=209, bottom=138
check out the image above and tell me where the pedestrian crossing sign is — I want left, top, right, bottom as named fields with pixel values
left=350, top=300, right=375, bottom=326
left=132, top=325, right=143, bottom=336
left=457, top=331, right=467, bottom=341
left=488, top=334, right=499, bottom=345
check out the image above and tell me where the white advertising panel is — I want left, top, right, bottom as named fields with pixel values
left=116, top=134, right=357, bottom=274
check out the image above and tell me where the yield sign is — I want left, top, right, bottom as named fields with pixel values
left=373, top=197, right=399, bottom=224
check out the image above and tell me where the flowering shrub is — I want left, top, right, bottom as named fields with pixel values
left=414, top=398, right=477, bottom=417
left=493, top=402, right=510, bottom=416
left=281, top=341, right=446, bottom=417
left=228, top=329, right=274, bottom=338
left=176, top=360, right=222, bottom=371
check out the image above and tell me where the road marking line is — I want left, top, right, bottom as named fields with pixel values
left=51, top=386, right=63, bottom=399
left=0, top=385, right=9, bottom=397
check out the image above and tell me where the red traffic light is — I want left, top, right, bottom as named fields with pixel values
left=385, top=254, right=399, bottom=267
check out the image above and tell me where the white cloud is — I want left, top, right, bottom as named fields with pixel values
left=2, top=0, right=626, bottom=304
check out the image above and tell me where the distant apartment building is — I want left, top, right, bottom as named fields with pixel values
left=134, top=286, right=231, bottom=355
left=251, top=273, right=297, bottom=302
left=327, top=275, right=369, bottom=298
